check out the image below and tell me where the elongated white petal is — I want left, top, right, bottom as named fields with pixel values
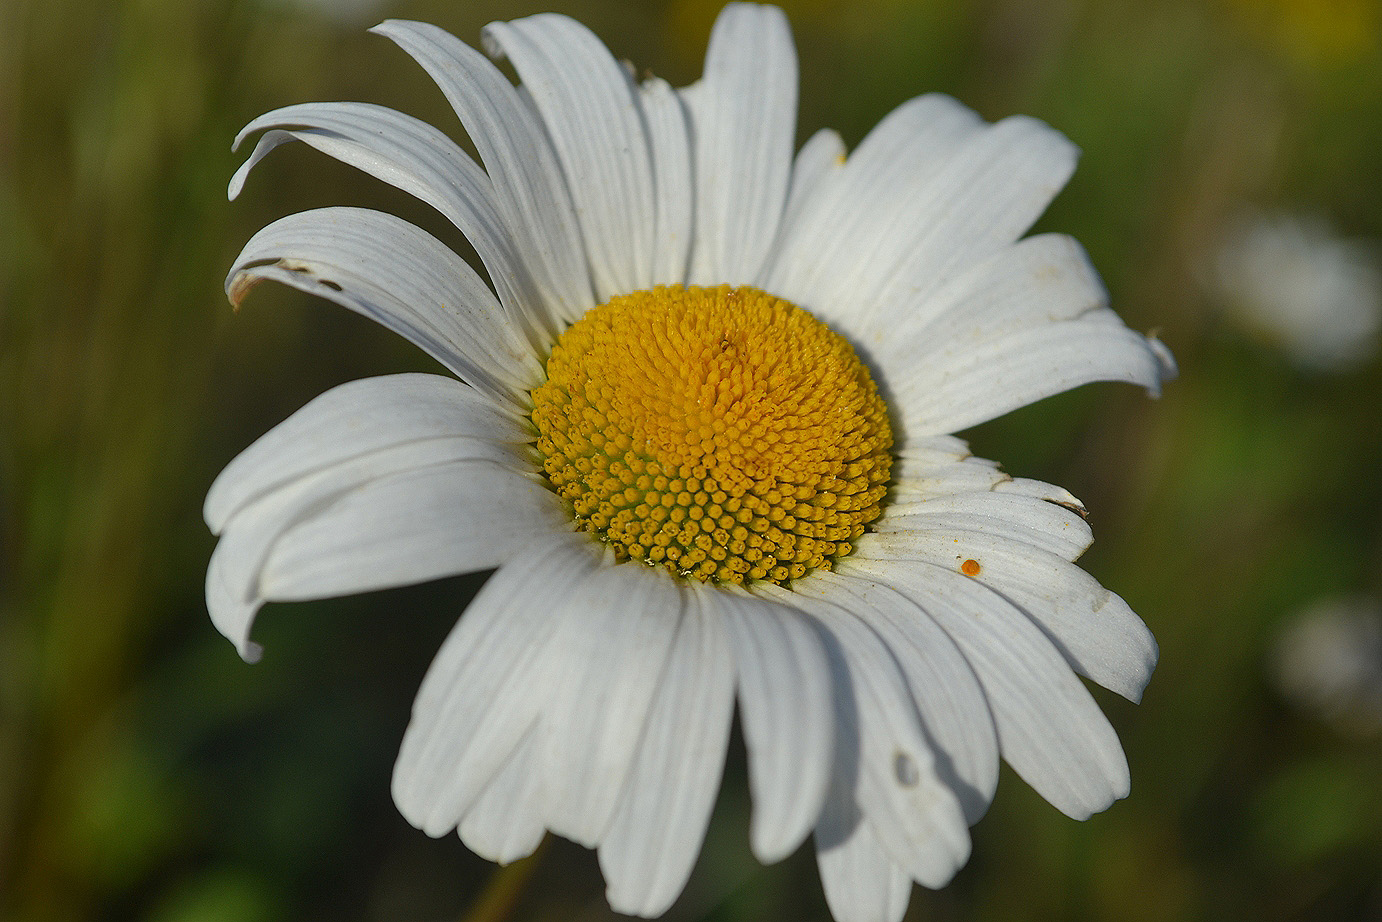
left=757, top=128, right=846, bottom=280
left=806, top=570, right=999, bottom=824
left=205, top=375, right=548, bottom=661
left=228, top=102, right=555, bottom=352
left=895, top=311, right=1176, bottom=436
left=207, top=451, right=547, bottom=662
left=892, top=438, right=1009, bottom=497
left=815, top=794, right=913, bottom=922
left=210, top=444, right=518, bottom=577
left=226, top=207, right=541, bottom=407
left=640, top=77, right=695, bottom=286
left=849, top=558, right=1131, bottom=820
left=205, top=374, right=529, bottom=532
left=870, top=233, right=1105, bottom=373
left=845, top=114, right=1080, bottom=333
left=854, top=93, right=984, bottom=165
left=372, top=19, right=593, bottom=325
left=997, top=475, right=1086, bottom=515
left=892, top=470, right=1091, bottom=561
left=483, top=14, right=656, bottom=299
left=393, top=535, right=603, bottom=835
left=778, top=127, right=846, bottom=237
left=684, top=3, right=797, bottom=286
left=763, top=585, right=971, bottom=889
left=537, top=563, right=684, bottom=848
left=871, top=231, right=1176, bottom=436
left=458, top=727, right=547, bottom=865
left=765, top=94, right=983, bottom=327
left=259, top=460, right=561, bottom=602
left=599, top=589, right=736, bottom=918
left=852, top=532, right=1157, bottom=702
left=709, top=588, right=834, bottom=862
left=875, top=490, right=1093, bottom=562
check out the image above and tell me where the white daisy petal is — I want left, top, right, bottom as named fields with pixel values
left=996, top=475, right=1086, bottom=515
left=896, top=312, right=1176, bottom=436
left=372, top=19, right=594, bottom=325
left=765, top=94, right=983, bottom=323
left=875, top=490, right=1093, bottom=562
left=483, top=14, right=657, bottom=299
left=776, top=128, right=846, bottom=245
left=709, top=588, right=834, bottom=863
left=892, top=438, right=1009, bottom=496
left=226, top=207, right=542, bottom=406
left=393, top=534, right=602, bottom=836
left=228, top=102, right=556, bottom=352
left=599, top=589, right=736, bottom=918
left=850, top=557, right=1131, bottom=820
left=853, top=531, right=1157, bottom=702
left=205, top=374, right=529, bottom=532
left=870, top=233, right=1105, bottom=373
left=847, top=114, right=1080, bottom=334
left=684, top=2, right=797, bottom=286
left=854, top=92, right=984, bottom=163
left=457, top=727, right=547, bottom=865
left=807, top=570, right=1000, bottom=824
left=639, top=76, right=695, bottom=286
left=537, top=564, right=685, bottom=848
left=258, top=460, right=561, bottom=603
left=766, top=585, right=972, bottom=889
left=757, top=127, right=846, bottom=283
left=814, top=793, right=913, bottom=922
left=205, top=375, right=543, bottom=661
left=207, top=453, right=546, bottom=662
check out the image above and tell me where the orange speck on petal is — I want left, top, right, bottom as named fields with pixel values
left=961, top=558, right=981, bottom=577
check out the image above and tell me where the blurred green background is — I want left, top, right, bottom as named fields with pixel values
left=4, top=0, right=1382, bottom=919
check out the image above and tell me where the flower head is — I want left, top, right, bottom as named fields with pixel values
left=208, top=5, right=1176, bottom=920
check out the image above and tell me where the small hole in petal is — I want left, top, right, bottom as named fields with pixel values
left=894, top=751, right=919, bottom=788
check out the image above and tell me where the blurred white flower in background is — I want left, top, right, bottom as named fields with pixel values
left=1213, top=211, right=1382, bottom=371
left=1272, top=595, right=1382, bottom=737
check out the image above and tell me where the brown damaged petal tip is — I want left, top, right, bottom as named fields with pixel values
left=227, top=272, right=263, bottom=311
left=1043, top=497, right=1089, bottom=520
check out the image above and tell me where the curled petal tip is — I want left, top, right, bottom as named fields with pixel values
left=226, top=270, right=262, bottom=311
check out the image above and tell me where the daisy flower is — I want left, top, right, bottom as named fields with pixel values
left=206, top=4, right=1176, bottom=920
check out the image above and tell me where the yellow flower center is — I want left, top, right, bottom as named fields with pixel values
left=531, top=285, right=892, bottom=586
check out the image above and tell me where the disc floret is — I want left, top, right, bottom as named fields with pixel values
left=532, top=285, right=892, bottom=586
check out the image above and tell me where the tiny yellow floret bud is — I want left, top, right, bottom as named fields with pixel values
left=531, top=285, right=892, bottom=587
